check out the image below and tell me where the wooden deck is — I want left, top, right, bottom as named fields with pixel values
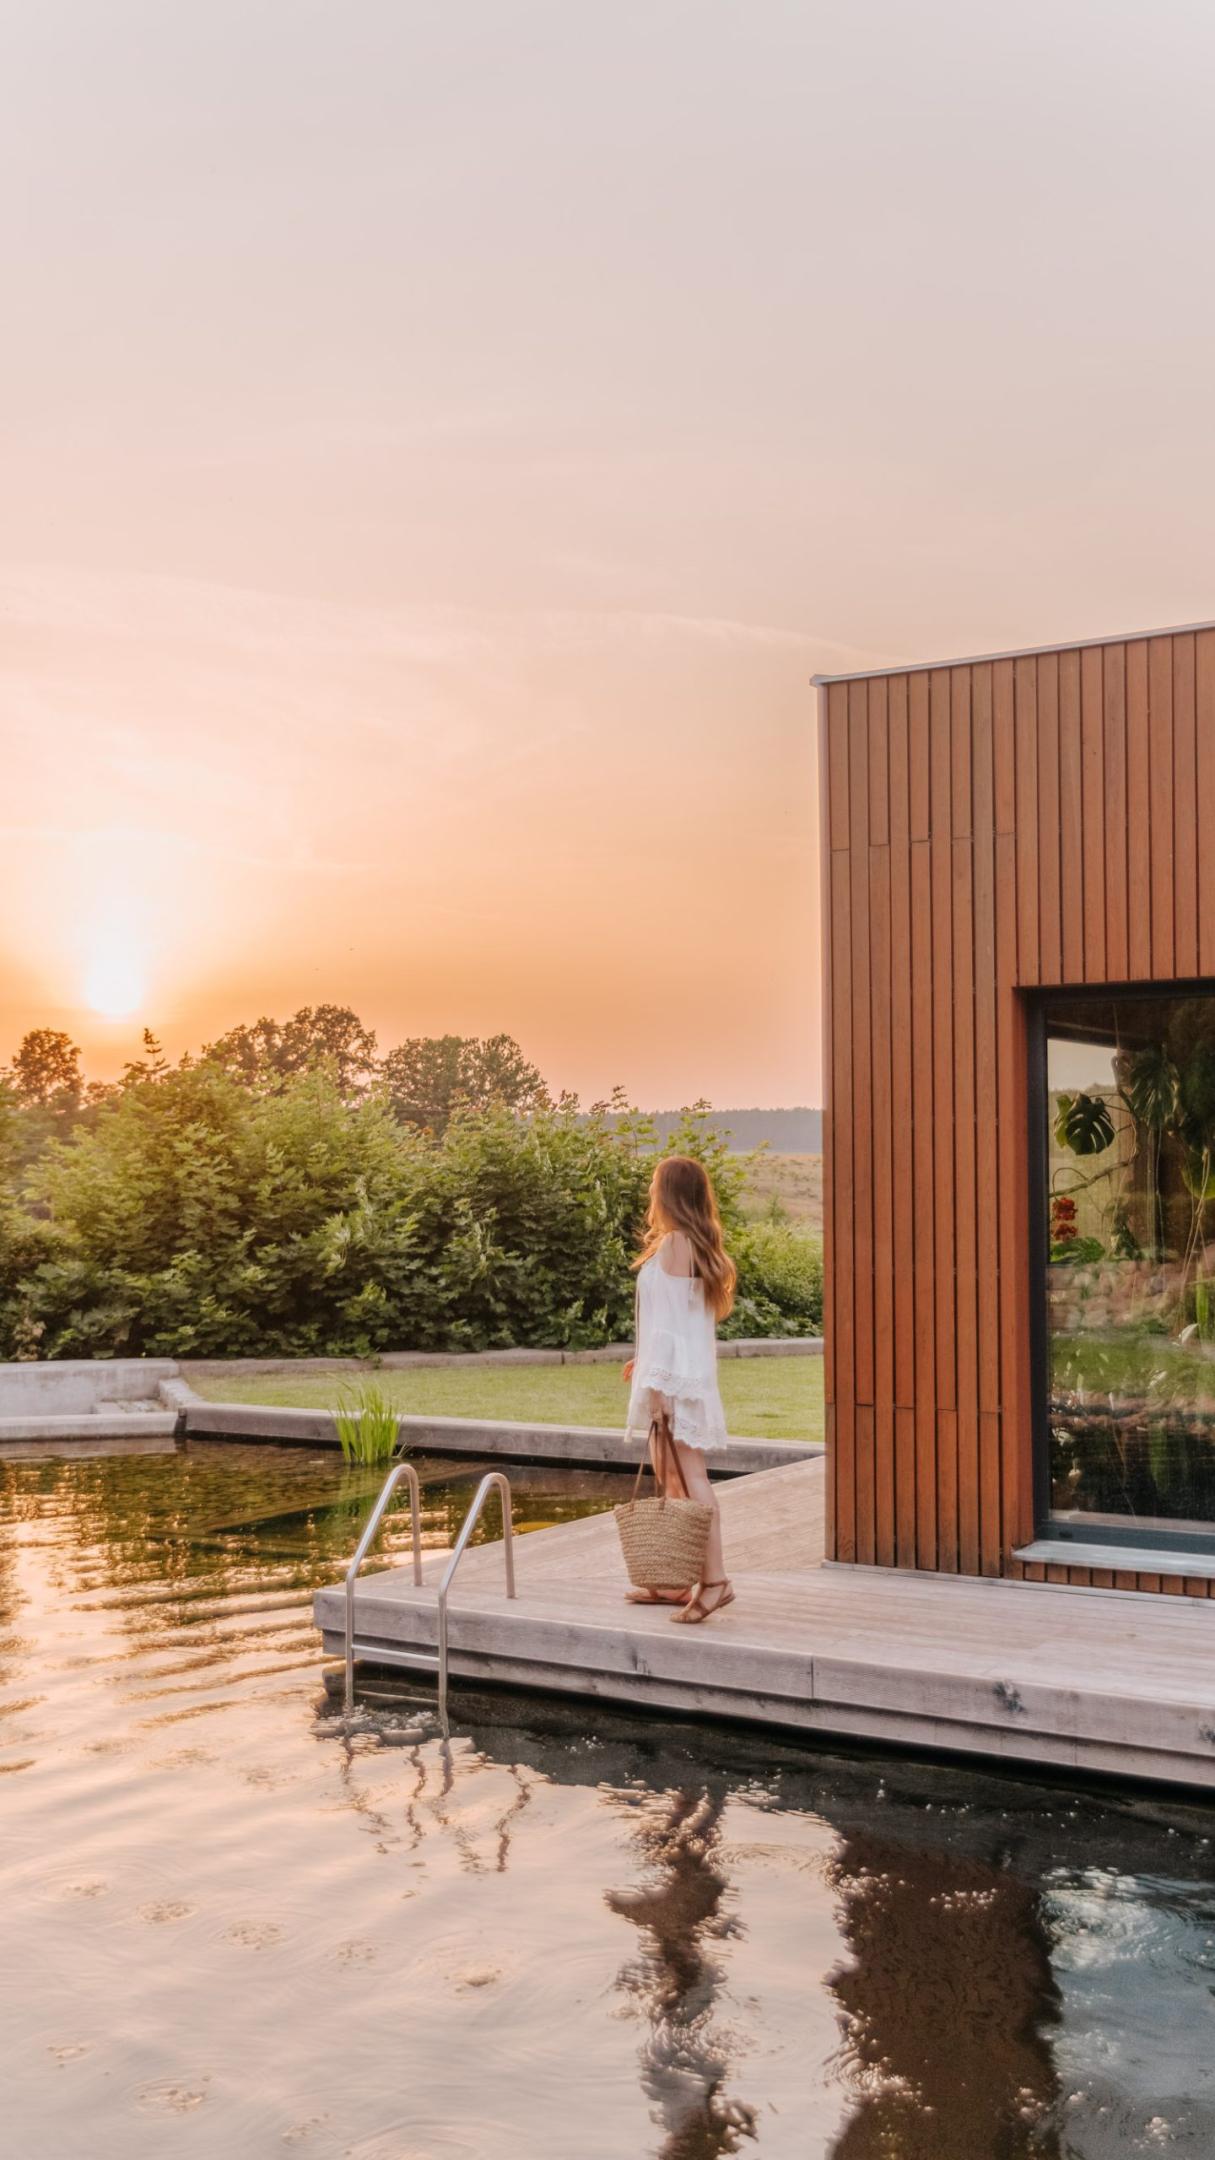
left=315, top=1458, right=1215, bottom=1788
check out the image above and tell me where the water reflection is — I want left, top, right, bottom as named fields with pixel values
left=608, top=1787, right=757, bottom=2156
left=4, top=1447, right=1215, bottom=2159
left=825, top=1830, right=1060, bottom=2158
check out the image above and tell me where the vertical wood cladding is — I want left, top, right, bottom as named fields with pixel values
left=819, top=627, right=1215, bottom=1592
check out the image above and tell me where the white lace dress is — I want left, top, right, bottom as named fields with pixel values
left=625, top=1239, right=729, bottom=1454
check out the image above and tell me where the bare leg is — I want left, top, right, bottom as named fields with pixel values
left=669, top=1436, right=725, bottom=1585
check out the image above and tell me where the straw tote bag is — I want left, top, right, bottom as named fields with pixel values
left=615, top=1420, right=712, bottom=1590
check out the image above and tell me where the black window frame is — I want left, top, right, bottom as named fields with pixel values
left=1027, top=976, right=1215, bottom=1559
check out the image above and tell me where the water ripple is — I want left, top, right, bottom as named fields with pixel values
left=3, top=1443, right=1215, bottom=2160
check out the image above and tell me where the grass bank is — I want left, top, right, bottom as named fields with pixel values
left=191, top=1356, right=825, bottom=1445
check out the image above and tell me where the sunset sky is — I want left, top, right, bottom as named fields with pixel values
left=5, top=2, right=1215, bottom=1105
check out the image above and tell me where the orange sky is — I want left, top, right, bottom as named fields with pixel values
left=4, top=4, right=1215, bottom=1104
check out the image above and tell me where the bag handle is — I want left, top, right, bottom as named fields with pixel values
left=628, top=1417, right=691, bottom=1503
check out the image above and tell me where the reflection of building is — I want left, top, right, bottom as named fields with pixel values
left=826, top=1829, right=1061, bottom=2159
left=816, top=622, right=1215, bottom=1589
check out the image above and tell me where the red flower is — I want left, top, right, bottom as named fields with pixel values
left=1051, top=1195, right=1078, bottom=1240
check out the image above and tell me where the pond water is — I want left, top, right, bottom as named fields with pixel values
left=4, top=1440, right=1215, bottom=2160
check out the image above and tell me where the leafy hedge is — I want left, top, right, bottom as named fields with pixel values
left=724, top=1219, right=824, bottom=1341
left=0, top=1066, right=821, bottom=1360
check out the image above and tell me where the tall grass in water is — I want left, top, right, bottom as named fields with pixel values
left=333, top=1383, right=401, bottom=1464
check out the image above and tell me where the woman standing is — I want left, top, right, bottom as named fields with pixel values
left=622, top=1154, right=737, bottom=1623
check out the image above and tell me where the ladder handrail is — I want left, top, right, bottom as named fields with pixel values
left=344, top=1458, right=423, bottom=1711
left=342, top=1464, right=516, bottom=1733
left=436, top=1471, right=515, bottom=1734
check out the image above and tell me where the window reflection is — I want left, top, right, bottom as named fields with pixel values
left=1044, top=990, right=1215, bottom=1539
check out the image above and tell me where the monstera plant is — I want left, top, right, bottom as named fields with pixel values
left=1054, top=1090, right=1116, bottom=1156
left=1051, top=1092, right=1118, bottom=1260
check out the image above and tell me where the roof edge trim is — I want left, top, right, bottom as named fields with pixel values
left=810, top=616, right=1215, bottom=687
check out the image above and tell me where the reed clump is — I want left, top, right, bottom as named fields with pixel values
left=333, top=1382, right=401, bottom=1464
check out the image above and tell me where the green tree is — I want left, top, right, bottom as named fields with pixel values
left=7, top=1028, right=83, bottom=1110
left=120, top=1030, right=170, bottom=1089
left=381, top=1032, right=549, bottom=1135
left=202, top=1005, right=378, bottom=1098
left=0, top=1073, right=19, bottom=1178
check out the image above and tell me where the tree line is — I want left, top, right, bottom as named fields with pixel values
left=5, top=1007, right=550, bottom=1133
left=0, top=1010, right=821, bottom=1362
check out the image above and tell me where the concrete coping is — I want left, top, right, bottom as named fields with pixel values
left=0, top=1411, right=179, bottom=1442
left=177, top=1393, right=821, bottom=1477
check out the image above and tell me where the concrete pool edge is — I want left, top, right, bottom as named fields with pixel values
left=0, top=1367, right=818, bottom=1474
left=0, top=1348, right=821, bottom=1462
left=168, top=1382, right=818, bottom=1475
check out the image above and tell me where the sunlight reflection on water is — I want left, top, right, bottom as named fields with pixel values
left=3, top=1442, right=1215, bottom=2160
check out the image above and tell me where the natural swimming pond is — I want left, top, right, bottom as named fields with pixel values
left=4, top=1440, right=1215, bottom=2158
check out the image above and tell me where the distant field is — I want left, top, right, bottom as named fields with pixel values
left=194, top=1357, right=825, bottom=1445
left=739, top=1152, right=823, bottom=1229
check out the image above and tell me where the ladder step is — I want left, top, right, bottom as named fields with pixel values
left=351, top=1644, right=439, bottom=1670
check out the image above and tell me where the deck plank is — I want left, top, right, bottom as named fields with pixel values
left=321, top=1460, right=1215, bottom=1788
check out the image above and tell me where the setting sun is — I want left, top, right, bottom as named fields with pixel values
left=84, top=947, right=144, bottom=1021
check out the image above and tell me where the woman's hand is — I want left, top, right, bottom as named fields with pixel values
left=622, top=1358, right=635, bottom=1383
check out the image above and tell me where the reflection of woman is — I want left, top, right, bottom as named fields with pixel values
left=606, top=1787, right=755, bottom=2157
left=622, top=1156, right=737, bottom=1624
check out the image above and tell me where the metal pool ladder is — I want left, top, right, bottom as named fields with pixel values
left=343, top=1461, right=516, bottom=1734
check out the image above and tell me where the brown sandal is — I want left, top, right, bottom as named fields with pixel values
left=671, top=1579, right=734, bottom=1625
left=626, top=1586, right=691, bottom=1605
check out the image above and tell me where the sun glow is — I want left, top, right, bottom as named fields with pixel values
left=17, top=823, right=244, bottom=1069
left=84, top=947, right=145, bottom=1020
left=81, top=882, right=150, bottom=1021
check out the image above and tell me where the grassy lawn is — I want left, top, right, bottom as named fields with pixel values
left=191, top=1356, right=825, bottom=1444
left=1051, top=1329, right=1215, bottom=1405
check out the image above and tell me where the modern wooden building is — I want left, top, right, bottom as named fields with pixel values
left=816, top=622, right=1215, bottom=1598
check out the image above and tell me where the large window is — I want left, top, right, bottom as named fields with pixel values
left=1040, top=987, right=1215, bottom=1548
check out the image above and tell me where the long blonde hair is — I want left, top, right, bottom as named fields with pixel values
left=633, top=1154, right=737, bottom=1320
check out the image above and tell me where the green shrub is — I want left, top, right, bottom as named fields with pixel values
left=0, top=1199, right=61, bottom=1359
left=2, top=1066, right=803, bottom=1358
left=26, top=1064, right=418, bottom=1358
left=726, top=1221, right=823, bottom=1338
